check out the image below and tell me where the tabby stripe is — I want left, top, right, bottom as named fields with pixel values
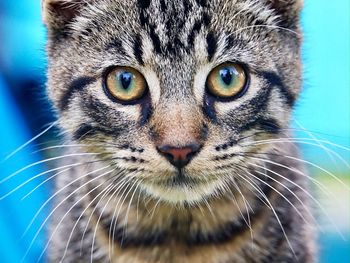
left=133, top=34, right=144, bottom=65
left=206, top=31, right=217, bottom=61
left=59, top=76, right=95, bottom=111
left=105, top=38, right=125, bottom=54
left=73, top=123, right=119, bottom=140
left=137, top=0, right=163, bottom=54
left=238, top=117, right=281, bottom=134
left=80, top=96, right=130, bottom=137
left=102, top=181, right=274, bottom=248
left=224, top=35, right=247, bottom=52
left=195, top=0, right=208, bottom=7
left=159, top=0, right=167, bottom=12
left=183, top=0, right=192, bottom=16
left=148, top=24, right=162, bottom=54
left=258, top=71, right=296, bottom=107
left=187, top=19, right=203, bottom=47
left=188, top=13, right=211, bottom=49
left=137, top=0, right=151, bottom=9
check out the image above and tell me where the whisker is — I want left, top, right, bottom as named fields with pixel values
left=59, top=180, right=118, bottom=263
left=120, top=179, right=142, bottom=248
left=233, top=170, right=298, bottom=259
left=110, top=176, right=140, bottom=258
left=21, top=164, right=112, bottom=240
left=228, top=177, right=253, bottom=228
left=2, top=121, right=57, bottom=162
left=21, top=165, right=116, bottom=263
left=37, top=173, right=118, bottom=263
left=0, top=152, right=104, bottom=185
left=246, top=161, right=320, bottom=227
left=79, top=175, right=131, bottom=255
left=241, top=154, right=346, bottom=238
left=21, top=157, right=124, bottom=200
left=241, top=137, right=350, bottom=154
left=241, top=151, right=350, bottom=191
left=237, top=153, right=342, bottom=205
left=0, top=163, right=83, bottom=200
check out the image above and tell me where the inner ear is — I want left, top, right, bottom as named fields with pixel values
left=42, top=0, right=87, bottom=29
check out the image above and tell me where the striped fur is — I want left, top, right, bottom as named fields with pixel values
left=42, top=0, right=315, bottom=262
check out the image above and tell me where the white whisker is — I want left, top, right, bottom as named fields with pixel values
left=2, top=121, right=57, bottom=162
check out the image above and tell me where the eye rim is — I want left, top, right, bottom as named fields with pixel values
left=205, top=62, right=250, bottom=102
left=102, top=66, right=149, bottom=105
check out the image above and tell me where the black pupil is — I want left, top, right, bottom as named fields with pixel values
left=119, top=72, right=132, bottom=90
left=220, top=68, right=233, bottom=86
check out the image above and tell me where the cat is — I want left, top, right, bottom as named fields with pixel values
left=42, top=0, right=316, bottom=262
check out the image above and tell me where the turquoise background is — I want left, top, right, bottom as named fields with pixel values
left=0, top=0, right=349, bottom=262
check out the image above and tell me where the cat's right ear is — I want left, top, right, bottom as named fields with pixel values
left=42, top=0, right=87, bottom=30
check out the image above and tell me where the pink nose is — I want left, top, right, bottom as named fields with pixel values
left=157, top=144, right=201, bottom=169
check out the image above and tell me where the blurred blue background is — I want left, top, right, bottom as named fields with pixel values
left=0, top=0, right=349, bottom=262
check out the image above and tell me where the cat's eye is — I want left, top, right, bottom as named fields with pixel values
left=206, top=62, right=247, bottom=99
left=105, top=66, right=147, bottom=102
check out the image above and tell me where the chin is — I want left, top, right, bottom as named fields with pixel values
left=140, top=175, right=225, bottom=205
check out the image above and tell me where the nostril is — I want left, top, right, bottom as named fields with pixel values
left=157, top=144, right=201, bottom=169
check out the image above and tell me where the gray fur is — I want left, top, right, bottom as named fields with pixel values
left=42, top=0, right=315, bottom=262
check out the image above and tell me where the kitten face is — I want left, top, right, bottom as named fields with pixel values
left=44, top=0, right=302, bottom=204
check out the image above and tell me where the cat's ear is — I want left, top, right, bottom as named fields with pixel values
left=269, top=0, right=303, bottom=27
left=42, top=0, right=88, bottom=30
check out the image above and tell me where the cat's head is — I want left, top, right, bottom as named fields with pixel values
left=42, top=0, right=303, bottom=205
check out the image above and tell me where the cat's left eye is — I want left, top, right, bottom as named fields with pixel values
left=105, top=66, right=147, bottom=102
left=206, top=62, right=248, bottom=100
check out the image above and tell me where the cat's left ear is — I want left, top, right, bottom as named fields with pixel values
left=268, top=0, right=303, bottom=27
left=42, top=0, right=88, bottom=31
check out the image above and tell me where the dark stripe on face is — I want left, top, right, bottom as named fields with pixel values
left=206, top=31, right=217, bottom=61
left=257, top=118, right=281, bottom=134
left=225, top=35, right=248, bottom=52
left=139, top=96, right=153, bottom=126
left=183, top=0, right=192, bottom=15
left=80, top=96, right=132, bottom=138
left=195, top=0, right=208, bottom=7
left=59, top=76, right=95, bottom=111
left=222, top=85, right=270, bottom=130
left=238, top=117, right=281, bottom=134
left=133, top=34, right=144, bottom=65
left=187, top=13, right=211, bottom=49
left=73, top=123, right=119, bottom=140
left=202, top=94, right=217, bottom=122
left=257, top=71, right=296, bottom=107
left=148, top=25, right=162, bottom=54
left=105, top=38, right=125, bottom=54
left=159, top=0, right=167, bottom=12
left=187, top=20, right=203, bottom=47
left=137, top=0, right=151, bottom=9
left=137, top=0, right=163, bottom=54
left=73, top=123, right=95, bottom=140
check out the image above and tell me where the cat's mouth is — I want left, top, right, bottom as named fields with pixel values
left=163, top=169, right=201, bottom=186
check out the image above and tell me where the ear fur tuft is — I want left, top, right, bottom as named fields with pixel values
left=268, top=0, right=303, bottom=27
left=42, top=0, right=87, bottom=29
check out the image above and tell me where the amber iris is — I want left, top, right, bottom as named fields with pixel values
left=206, top=63, right=247, bottom=99
left=106, top=66, right=147, bottom=102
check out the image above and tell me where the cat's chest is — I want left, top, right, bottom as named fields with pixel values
left=99, top=240, right=252, bottom=263
left=91, top=206, right=263, bottom=263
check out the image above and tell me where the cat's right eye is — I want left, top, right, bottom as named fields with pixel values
left=104, top=66, right=147, bottom=103
left=206, top=62, right=248, bottom=100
